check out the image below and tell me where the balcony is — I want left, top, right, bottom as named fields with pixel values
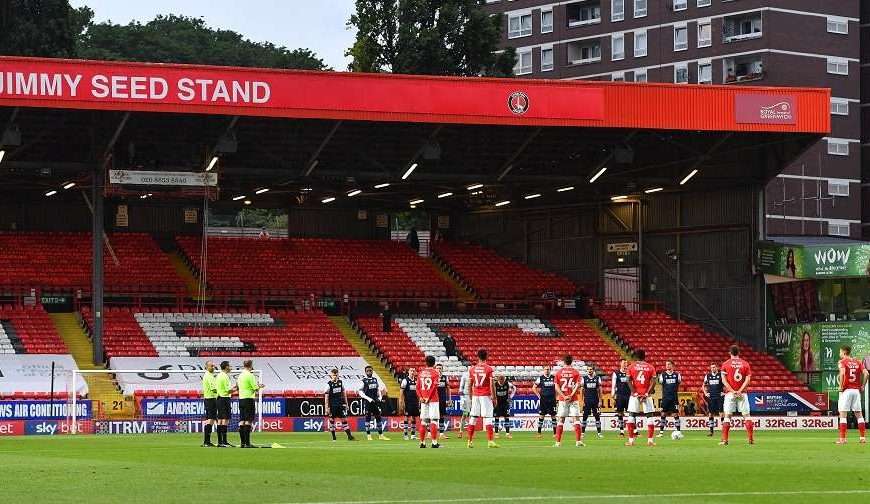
left=566, top=1, right=601, bottom=27
left=723, top=14, right=762, bottom=43
left=567, top=40, right=602, bottom=65
left=724, top=56, right=764, bottom=84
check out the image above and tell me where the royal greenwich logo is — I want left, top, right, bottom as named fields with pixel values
left=759, top=101, right=793, bottom=121
left=735, top=94, right=796, bottom=124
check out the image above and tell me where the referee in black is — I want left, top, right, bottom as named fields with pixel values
left=201, top=360, right=218, bottom=447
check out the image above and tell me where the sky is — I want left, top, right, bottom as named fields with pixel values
left=69, top=0, right=358, bottom=71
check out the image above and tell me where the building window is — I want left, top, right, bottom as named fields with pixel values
left=827, top=139, right=849, bottom=156
left=634, top=0, right=647, bottom=18
left=541, top=46, right=554, bottom=72
left=827, top=17, right=848, bottom=35
left=612, top=72, right=625, bottom=82
left=674, top=25, right=688, bottom=51
left=634, top=30, right=648, bottom=57
left=827, top=58, right=849, bottom=75
left=674, top=63, right=689, bottom=84
left=698, top=20, right=712, bottom=47
left=567, top=1, right=601, bottom=27
left=830, top=99, right=849, bottom=116
left=634, top=68, right=648, bottom=82
left=508, top=13, right=533, bottom=38
left=567, top=40, right=602, bottom=64
left=698, top=61, right=712, bottom=84
left=612, top=33, right=625, bottom=60
left=697, top=0, right=711, bottom=7
left=828, top=221, right=850, bottom=237
left=673, top=0, right=687, bottom=11
left=724, top=56, right=763, bottom=83
left=612, top=0, right=625, bottom=22
left=828, top=180, right=850, bottom=197
left=723, top=13, right=763, bottom=43
left=514, top=49, right=532, bottom=75
left=541, top=9, right=553, bottom=33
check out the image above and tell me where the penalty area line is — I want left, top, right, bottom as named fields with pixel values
left=276, top=489, right=870, bottom=504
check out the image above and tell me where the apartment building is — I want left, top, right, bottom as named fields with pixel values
left=485, top=0, right=861, bottom=238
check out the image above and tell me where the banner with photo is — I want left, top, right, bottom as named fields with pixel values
left=758, top=241, right=870, bottom=279
left=0, top=355, right=88, bottom=396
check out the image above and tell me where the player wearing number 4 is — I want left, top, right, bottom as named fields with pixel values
left=720, top=345, right=754, bottom=446
left=417, top=356, right=442, bottom=448
left=836, top=345, right=868, bottom=444
left=625, top=349, right=657, bottom=447
left=466, top=348, right=499, bottom=448
left=554, top=354, right=584, bottom=448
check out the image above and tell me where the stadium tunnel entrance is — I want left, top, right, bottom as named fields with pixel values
left=0, top=55, right=830, bottom=360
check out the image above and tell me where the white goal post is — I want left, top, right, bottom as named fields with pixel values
left=69, top=369, right=264, bottom=434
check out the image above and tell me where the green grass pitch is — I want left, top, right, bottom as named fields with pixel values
left=1, top=431, right=867, bottom=503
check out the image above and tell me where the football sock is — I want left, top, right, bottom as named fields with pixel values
left=839, top=418, right=848, bottom=439
left=859, top=420, right=866, bottom=438
left=365, top=415, right=372, bottom=435
left=744, top=419, right=754, bottom=441
left=708, top=416, right=715, bottom=434
left=617, top=414, right=625, bottom=433
left=204, top=424, right=212, bottom=444
left=555, top=424, right=564, bottom=442
left=659, top=415, right=666, bottom=433
left=674, top=416, right=681, bottom=431
left=647, top=422, right=655, bottom=440
left=595, top=415, right=602, bottom=434
left=467, top=422, right=476, bottom=441
left=537, top=416, right=544, bottom=434
left=330, top=420, right=337, bottom=441
left=418, top=421, right=427, bottom=442
left=626, top=418, right=636, bottom=439
left=486, top=424, right=494, bottom=441
left=574, top=423, right=582, bottom=441
left=376, top=416, right=384, bottom=435
left=429, top=422, right=439, bottom=442
left=504, top=419, right=510, bottom=434
left=722, top=419, right=731, bottom=442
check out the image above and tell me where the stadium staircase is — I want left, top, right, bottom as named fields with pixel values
left=427, top=258, right=476, bottom=302
left=587, top=319, right=633, bottom=361
left=330, top=316, right=401, bottom=396
left=167, top=251, right=207, bottom=299
left=50, top=313, right=131, bottom=418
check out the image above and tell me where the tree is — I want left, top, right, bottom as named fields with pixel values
left=0, top=0, right=80, bottom=58
left=76, top=14, right=328, bottom=70
left=347, top=0, right=515, bottom=77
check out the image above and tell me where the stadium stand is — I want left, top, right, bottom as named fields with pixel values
left=596, top=308, right=808, bottom=391
left=0, top=232, right=185, bottom=293
left=176, top=236, right=453, bottom=298
left=80, top=307, right=357, bottom=358
left=0, top=304, right=67, bottom=354
left=433, top=242, right=576, bottom=299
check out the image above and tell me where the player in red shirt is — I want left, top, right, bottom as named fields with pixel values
left=625, top=349, right=657, bottom=447
left=466, top=348, right=499, bottom=448
left=553, top=354, right=584, bottom=448
left=417, top=355, right=442, bottom=449
left=836, top=345, right=868, bottom=444
left=720, top=345, right=754, bottom=445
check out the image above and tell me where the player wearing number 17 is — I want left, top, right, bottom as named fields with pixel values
left=466, top=348, right=499, bottom=448
left=417, top=356, right=442, bottom=448
left=719, top=345, right=754, bottom=446
left=836, top=345, right=868, bottom=444
left=625, top=349, right=657, bottom=447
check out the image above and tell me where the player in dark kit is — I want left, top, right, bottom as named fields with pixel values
left=611, top=359, right=630, bottom=437
left=324, top=368, right=355, bottom=442
left=658, top=360, right=682, bottom=437
left=703, top=362, right=725, bottom=437
left=493, top=375, right=516, bottom=439
left=399, top=367, right=420, bottom=441
left=533, top=365, right=557, bottom=438
left=359, top=366, right=390, bottom=441
left=581, top=366, right=603, bottom=438
left=435, top=363, right=450, bottom=439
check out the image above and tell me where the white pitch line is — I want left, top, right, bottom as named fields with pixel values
left=275, top=489, right=870, bottom=504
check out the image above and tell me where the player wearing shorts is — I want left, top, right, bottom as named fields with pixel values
left=417, top=356, right=443, bottom=448
left=466, top=348, right=499, bottom=448
left=703, top=363, right=725, bottom=437
left=581, top=366, right=603, bottom=439
left=359, top=365, right=390, bottom=441
left=658, top=361, right=682, bottom=438
left=720, top=345, right=753, bottom=446
left=237, top=359, right=263, bottom=448
left=201, top=360, right=218, bottom=447
left=533, top=365, right=557, bottom=438
left=399, top=368, right=420, bottom=440
left=215, top=361, right=235, bottom=448
left=435, top=363, right=450, bottom=439
left=493, top=375, right=516, bottom=439
left=554, top=355, right=584, bottom=448
left=836, top=346, right=868, bottom=444
left=626, top=350, right=657, bottom=447
left=611, top=359, right=630, bottom=437
left=457, top=370, right=471, bottom=438
left=324, top=368, right=356, bottom=442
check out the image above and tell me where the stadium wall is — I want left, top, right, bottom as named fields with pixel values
left=453, top=186, right=764, bottom=346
